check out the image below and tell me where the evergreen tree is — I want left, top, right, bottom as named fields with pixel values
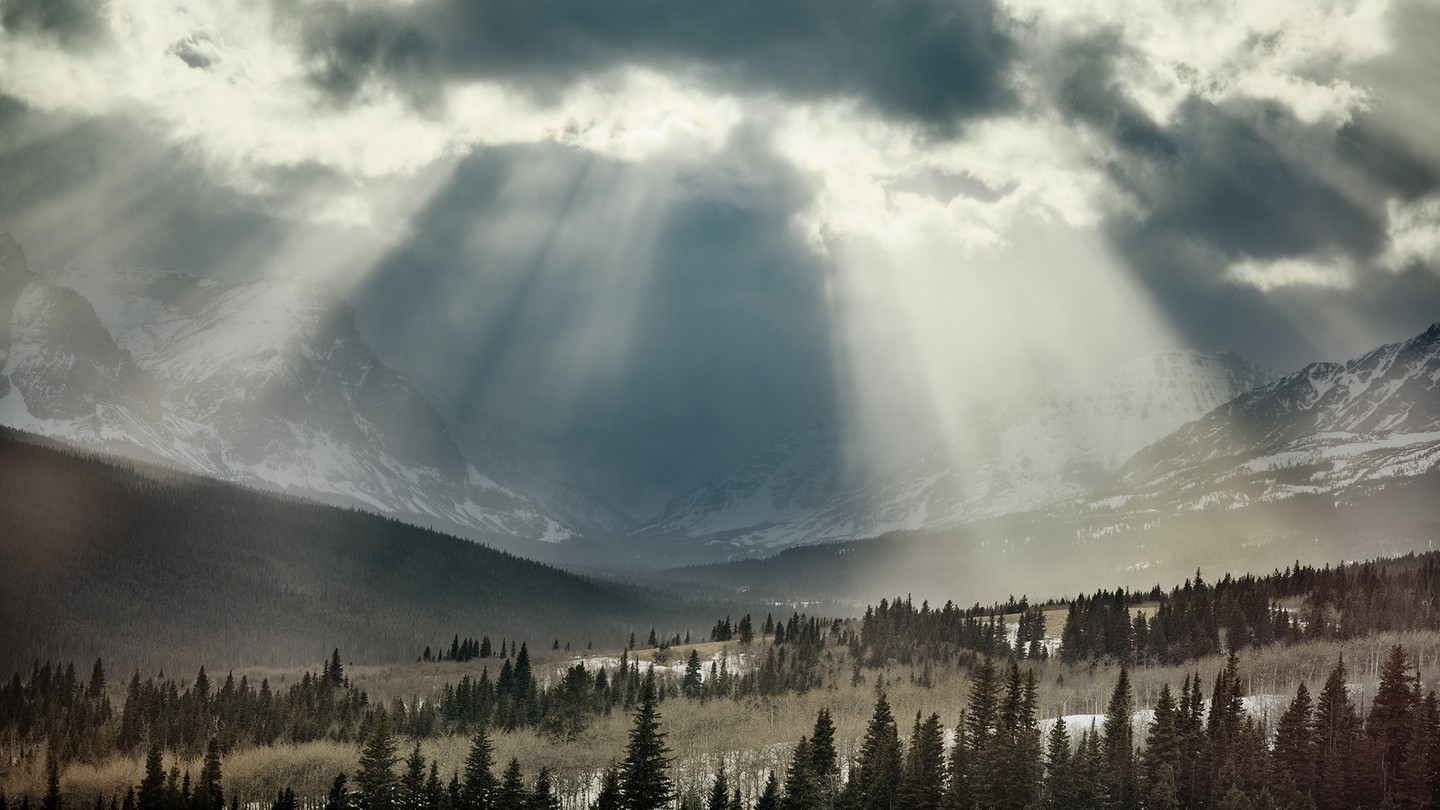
left=592, top=769, right=622, bottom=810
left=682, top=653, right=703, bottom=699
left=461, top=727, right=496, bottom=810
left=897, top=713, right=945, bottom=810
left=811, top=709, right=838, bottom=778
left=706, top=767, right=729, bottom=810
left=42, top=754, right=60, bottom=810
left=738, top=616, right=754, bottom=645
left=942, top=717, right=973, bottom=810
left=1271, top=683, right=1316, bottom=803
left=1101, top=666, right=1137, bottom=810
left=1041, top=718, right=1074, bottom=810
left=324, top=774, right=350, bottom=810
left=1141, top=684, right=1182, bottom=801
left=530, top=769, right=559, bottom=810
left=754, top=774, right=779, bottom=810
left=1314, top=656, right=1360, bottom=810
left=852, top=693, right=902, bottom=810
left=780, top=738, right=818, bottom=810
left=138, top=745, right=166, bottom=810
left=400, top=744, right=426, bottom=810
left=196, top=738, right=224, bottom=810
left=495, top=760, right=527, bottom=809
left=1370, top=645, right=1417, bottom=801
left=356, top=709, right=399, bottom=810
left=619, top=670, right=672, bottom=810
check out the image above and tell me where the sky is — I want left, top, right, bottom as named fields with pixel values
left=1, top=0, right=1438, bottom=506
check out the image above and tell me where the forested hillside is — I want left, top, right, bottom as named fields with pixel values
left=0, top=428, right=748, bottom=673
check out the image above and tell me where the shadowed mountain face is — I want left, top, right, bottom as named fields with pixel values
left=0, top=232, right=627, bottom=550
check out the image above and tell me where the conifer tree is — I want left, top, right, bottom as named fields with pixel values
left=1141, top=684, right=1181, bottom=798
left=530, top=768, right=559, bottom=810
left=780, top=738, right=818, bottom=810
left=1271, top=683, right=1315, bottom=803
left=356, top=709, right=399, bottom=810
left=593, top=769, right=622, bottom=810
left=196, top=738, right=224, bottom=810
left=460, top=727, right=496, bottom=810
left=495, top=760, right=527, bottom=809
left=852, top=693, right=902, bottom=810
left=1101, top=666, right=1137, bottom=810
left=706, top=767, right=729, bottom=810
left=897, top=713, right=945, bottom=810
left=1041, top=718, right=1073, bottom=810
left=1314, top=656, right=1360, bottom=810
left=619, top=670, right=672, bottom=810
left=399, top=744, right=426, bottom=810
left=138, top=745, right=165, bottom=810
left=754, top=774, right=779, bottom=810
left=1370, top=645, right=1417, bottom=800
left=42, top=754, right=60, bottom=810
left=682, top=653, right=703, bottom=699
left=942, top=717, right=972, bottom=810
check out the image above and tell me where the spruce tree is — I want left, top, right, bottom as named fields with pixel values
left=460, top=727, right=496, bottom=810
left=682, top=653, right=703, bottom=699
left=324, top=774, right=350, bottom=810
left=530, top=769, right=559, bottom=810
left=400, top=744, right=426, bottom=810
left=619, top=670, right=672, bottom=810
left=495, top=760, right=526, bottom=809
left=196, top=738, right=224, bottom=810
left=780, top=738, right=818, bottom=810
left=42, top=754, right=60, bottom=810
left=1101, top=666, right=1137, bottom=810
left=1369, top=645, right=1417, bottom=800
left=593, top=769, right=622, bottom=810
left=852, top=693, right=902, bottom=810
left=942, top=717, right=973, bottom=810
left=1271, top=683, right=1315, bottom=803
left=754, top=774, right=779, bottom=810
left=138, top=745, right=165, bottom=810
left=1141, top=684, right=1181, bottom=800
left=706, top=767, right=728, bottom=810
left=897, top=713, right=945, bottom=810
left=356, top=709, right=399, bottom=810
left=1314, top=656, right=1360, bottom=810
left=1041, top=718, right=1073, bottom=810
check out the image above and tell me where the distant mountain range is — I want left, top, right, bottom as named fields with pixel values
left=0, top=231, right=631, bottom=556
left=3, top=229, right=1438, bottom=576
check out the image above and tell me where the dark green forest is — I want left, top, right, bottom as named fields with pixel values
left=0, top=428, right=753, bottom=673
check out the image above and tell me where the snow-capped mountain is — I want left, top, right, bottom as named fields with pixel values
left=641, top=351, right=1276, bottom=551
left=1109, top=323, right=1440, bottom=510
left=0, top=230, right=603, bottom=546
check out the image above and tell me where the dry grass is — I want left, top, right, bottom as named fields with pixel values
left=12, top=631, right=1440, bottom=808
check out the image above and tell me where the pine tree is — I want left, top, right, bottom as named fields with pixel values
left=1314, top=656, right=1360, bottom=810
left=460, top=727, right=496, bottom=810
left=619, top=670, right=672, bottom=810
left=1270, top=683, right=1315, bottom=803
left=196, top=738, right=224, bottom=810
left=593, top=769, right=623, bottom=810
left=42, top=754, right=60, bottom=810
left=780, top=738, right=818, bottom=810
left=400, top=744, right=426, bottom=810
left=682, top=652, right=703, bottom=699
left=754, top=774, right=779, bottom=810
left=852, top=693, right=902, bottom=810
left=1101, top=666, right=1137, bottom=810
left=529, top=768, right=559, bottom=810
left=1370, top=645, right=1417, bottom=801
left=706, top=767, right=728, bottom=810
left=1141, top=684, right=1181, bottom=801
left=138, top=745, right=166, bottom=810
left=943, top=716, right=973, bottom=810
left=496, top=760, right=527, bottom=809
left=1041, top=718, right=1074, bottom=810
left=356, top=709, right=399, bottom=810
left=324, top=774, right=350, bottom=810
left=897, top=713, right=945, bottom=810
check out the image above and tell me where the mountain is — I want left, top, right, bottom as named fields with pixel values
left=641, top=351, right=1274, bottom=552
left=0, top=231, right=622, bottom=549
left=0, top=425, right=738, bottom=673
left=667, top=324, right=1440, bottom=605
left=1106, top=323, right=1440, bottom=511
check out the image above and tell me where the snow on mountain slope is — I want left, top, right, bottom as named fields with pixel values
left=0, top=231, right=578, bottom=545
left=643, top=351, right=1275, bottom=550
left=1111, top=323, right=1440, bottom=510
left=637, top=427, right=844, bottom=538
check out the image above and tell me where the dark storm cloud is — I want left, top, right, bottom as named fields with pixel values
left=0, top=0, right=109, bottom=48
left=348, top=134, right=838, bottom=496
left=1048, top=30, right=1440, bottom=368
left=286, top=0, right=1016, bottom=131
